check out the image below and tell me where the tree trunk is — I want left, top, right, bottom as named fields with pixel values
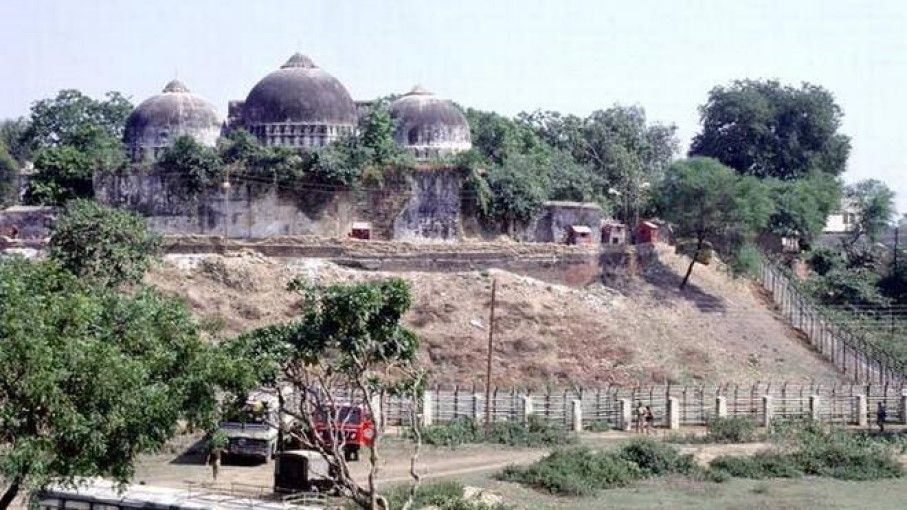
left=0, top=475, right=23, bottom=510
left=680, top=236, right=704, bottom=290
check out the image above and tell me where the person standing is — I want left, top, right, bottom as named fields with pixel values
left=644, top=406, right=655, bottom=435
left=876, top=402, right=888, bottom=433
left=635, top=401, right=646, bottom=433
left=207, top=447, right=222, bottom=481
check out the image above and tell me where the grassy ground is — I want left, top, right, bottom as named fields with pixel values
left=451, top=471, right=907, bottom=510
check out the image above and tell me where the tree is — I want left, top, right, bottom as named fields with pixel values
left=766, top=172, right=841, bottom=244
left=24, top=145, right=94, bottom=205
left=359, top=101, right=399, bottom=166
left=0, top=144, right=16, bottom=207
left=0, top=258, right=219, bottom=508
left=655, top=157, right=773, bottom=289
left=21, top=90, right=132, bottom=151
left=485, top=154, right=547, bottom=232
left=843, top=179, right=895, bottom=248
left=156, top=136, right=224, bottom=195
left=0, top=119, right=31, bottom=164
left=49, top=200, right=162, bottom=288
left=223, top=278, right=424, bottom=510
left=690, top=80, right=851, bottom=180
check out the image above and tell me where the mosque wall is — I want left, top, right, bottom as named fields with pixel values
left=93, top=168, right=464, bottom=241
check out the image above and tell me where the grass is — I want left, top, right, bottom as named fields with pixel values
left=666, top=416, right=761, bottom=444
left=382, top=480, right=509, bottom=510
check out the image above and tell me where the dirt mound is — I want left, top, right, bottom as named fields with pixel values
left=146, top=245, right=841, bottom=386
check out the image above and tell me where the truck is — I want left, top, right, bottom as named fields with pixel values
left=217, top=387, right=296, bottom=463
left=311, top=404, right=376, bottom=461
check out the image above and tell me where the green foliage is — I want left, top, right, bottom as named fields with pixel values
left=420, top=415, right=574, bottom=449
left=767, top=172, right=842, bottom=242
left=807, top=246, right=846, bottom=276
left=0, top=118, right=31, bottom=164
left=879, top=263, right=907, bottom=305
left=615, top=437, right=698, bottom=476
left=21, top=89, right=133, bottom=151
left=484, top=155, right=547, bottom=229
left=728, top=243, right=764, bottom=278
left=0, top=258, right=219, bottom=500
left=706, top=416, right=759, bottom=443
left=802, top=267, right=886, bottom=308
left=500, top=446, right=642, bottom=496
left=383, top=480, right=509, bottom=510
left=709, top=452, right=803, bottom=479
left=157, top=135, right=224, bottom=195
left=0, top=143, right=16, bottom=206
left=358, top=101, right=401, bottom=166
left=844, top=179, right=896, bottom=248
left=690, top=79, right=851, bottom=179
left=25, top=145, right=95, bottom=205
left=49, top=199, right=162, bottom=288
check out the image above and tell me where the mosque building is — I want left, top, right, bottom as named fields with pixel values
left=124, top=53, right=472, bottom=161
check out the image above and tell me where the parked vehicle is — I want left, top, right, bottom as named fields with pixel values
left=217, top=388, right=296, bottom=462
left=312, top=404, right=375, bottom=461
left=273, top=450, right=335, bottom=494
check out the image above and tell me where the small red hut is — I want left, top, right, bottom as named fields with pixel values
left=636, top=221, right=659, bottom=244
left=567, top=225, right=594, bottom=245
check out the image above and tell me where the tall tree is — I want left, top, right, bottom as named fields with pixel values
left=0, top=259, right=219, bottom=508
left=766, top=172, right=842, bottom=244
left=843, top=179, right=896, bottom=249
left=156, top=136, right=224, bottom=195
left=223, top=278, right=424, bottom=510
left=690, top=80, right=851, bottom=180
left=21, top=90, right=132, bottom=151
left=0, top=119, right=31, bottom=164
left=0, top=144, right=16, bottom=207
left=656, top=157, right=773, bottom=289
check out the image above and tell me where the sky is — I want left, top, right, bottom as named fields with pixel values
left=1, top=0, right=905, bottom=213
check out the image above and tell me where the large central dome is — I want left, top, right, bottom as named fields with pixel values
left=240, top=53, right=357, bottom=147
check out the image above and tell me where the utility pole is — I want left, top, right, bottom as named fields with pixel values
left=484, top=278, right=497, bottom=437
left=892, top=226, right=899, bottom=340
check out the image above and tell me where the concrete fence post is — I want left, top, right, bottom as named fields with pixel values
left=855, top=395, right=868, bottom=427
left=571, top=400, right=583, bottom=432
left=472, top=393, right=483, bottom=422
left=666, top=397, right=680, bottom=430
left=901, top=393, right=907, bottom=425
left=421, top=391, right=434, bottom=427
left=619, top=398, right=633, bottom=431
left=715, top=396, right=727, bottom=419
left=761, top=395, right=773, bottom=428
left=369, top=394, right=383, bottom=431
left=521, top=396, right=534, bottom=423
left=809, top=395, right=820, bottom=421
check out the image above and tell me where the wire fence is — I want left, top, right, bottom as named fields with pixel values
left=760, top=262, right=907, bottom=385
left=378, top=382, right=907, bottom=429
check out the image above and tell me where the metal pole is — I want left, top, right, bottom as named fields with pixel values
left=484, top=279, right=497, bottom=436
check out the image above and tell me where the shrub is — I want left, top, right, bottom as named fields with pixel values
left=709, top=452, right=803, bottom=479
left=616, top=437, right=698, bottom=476
left=383, top=480, right=509, bottom=510
left=586, top=420, right=611, bottom=433
left=420, top=416, right=574, bottom=448
left=707, top=416, right=759, bottom=443
left=499, top=447, right=642, bottom=496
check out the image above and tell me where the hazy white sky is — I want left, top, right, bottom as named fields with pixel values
left=1, top=0, right=904, bottom=213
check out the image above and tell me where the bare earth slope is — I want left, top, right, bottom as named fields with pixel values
left=146, top=244, right=840, bottom=386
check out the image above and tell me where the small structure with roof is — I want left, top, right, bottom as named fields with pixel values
left=567, top=225, right=594, bottom=245
left=349, top=221, right=372, bottom=240
left=601, top=219, right=628, bottom=245
left=636, top=220, right=660, bottom=244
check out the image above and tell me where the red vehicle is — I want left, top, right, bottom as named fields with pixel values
left=312, top=404, right=375, bottom=461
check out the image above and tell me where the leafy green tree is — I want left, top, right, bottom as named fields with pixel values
left=690, top=80, right=851, bottom=179
left=0, top=258, right=218, bottom=507
left=359, top=101, right=399, bottom=166
left=655, top=157, right=773, bottom=289
left=21, top=90, right=132, bottom=151
left=767, top=172, right=841, bottom=243
left=0, top=144, right=16, bottom=207
left=843, top=179, right=895, bottom=248
left=156, top=135, right=224, bottom=195
left=0, top=119, right=31, bottom=164
left=804, top=267, right=887, bottom=308
left=485, top=154, right=547, bottom=232
left=49, top=200, right=162, bottom=288
left=224, top=278, right=424, bottom=510
left=465, top=108, right=547, bottom=165
left=24, top=145, right=94, bottom=205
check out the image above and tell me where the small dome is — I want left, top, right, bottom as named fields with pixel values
left=124, top=80, right=221, bottom=160
left=388, top=86, right=472, bottom=159
left=242, top=53, right=357, bottom=126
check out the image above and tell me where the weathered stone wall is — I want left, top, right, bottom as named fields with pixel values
left=94, top=168, right=464, bottom=241
left=521, top=201, right=603, bottom=244
left=0, top=206, right=58, bottom=239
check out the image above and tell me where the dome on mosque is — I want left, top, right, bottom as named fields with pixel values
left=124, top=80, right=221, bottom=160
left=388, top=85, right=471, bottom=159
left=241, top=53, right=358, bottom=127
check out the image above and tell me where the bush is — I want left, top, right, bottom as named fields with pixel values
left=499, top=447, right=642, bottom=496
left=383, top=480, right=508, bottom=510
left=420, top=415, right=574, bottom=448
left=49, top=199, right=162, bottom=287
left=616, top=437, right=698, bottom=476
left=709, top=452, right=803, bottom=479
left=707, top=416, right=759, bottom=443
